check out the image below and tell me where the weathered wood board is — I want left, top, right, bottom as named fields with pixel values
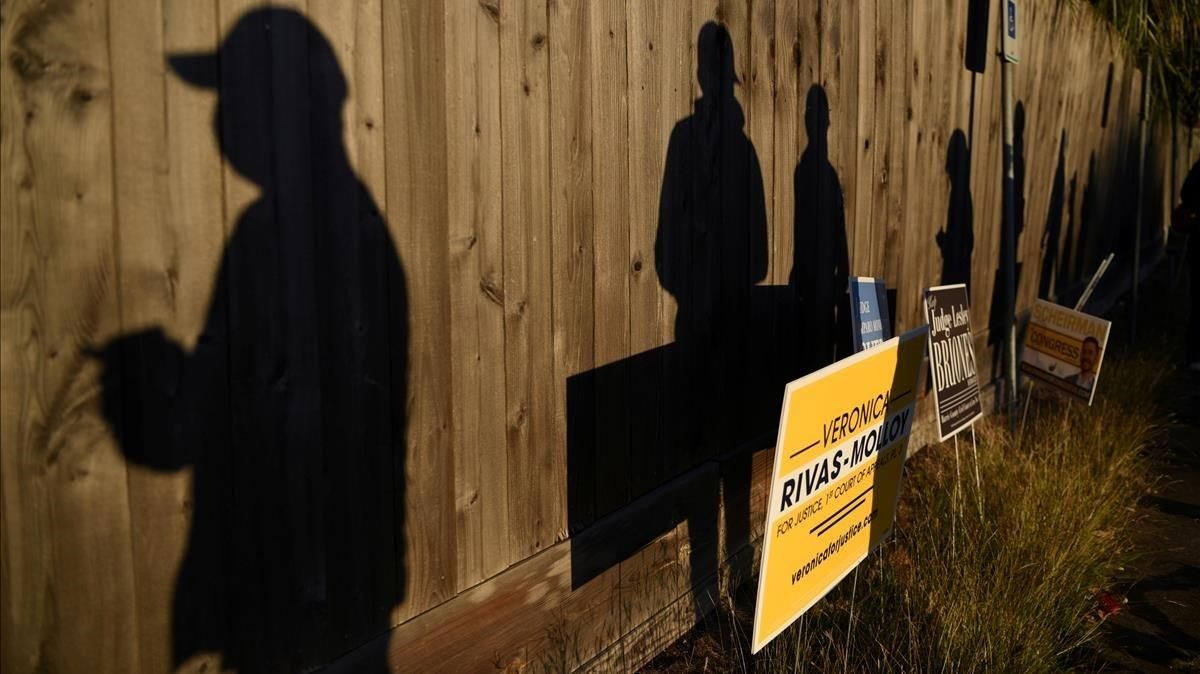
left=1, top=0, right=1193, bottom=672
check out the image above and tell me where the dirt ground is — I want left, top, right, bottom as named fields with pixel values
left=1090, top=362, right=1200, bottom=672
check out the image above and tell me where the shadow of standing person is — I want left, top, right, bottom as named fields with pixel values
left=90, top=9, right=404, bottom=672
left=790, top=85, right=850, bottom=374
left=654, top=20, right=768, bottom=612
left=1076, top=153, right=1099, bottom=280
left=990, top=102, right=1027, bottom=379
left=937, top=129, right=975, bottom=289
left=1058, top=171, right=1078, bottom=298
left=1039, top=131, right=1068, bottom=300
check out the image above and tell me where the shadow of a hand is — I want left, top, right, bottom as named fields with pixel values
left=89, top=328, right=192, bottom=471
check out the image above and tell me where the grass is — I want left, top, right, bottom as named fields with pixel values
left=644, top=324, right=1175, bottom=673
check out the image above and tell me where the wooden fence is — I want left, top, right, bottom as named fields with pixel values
left=2, top=0, right=1196, bottom=672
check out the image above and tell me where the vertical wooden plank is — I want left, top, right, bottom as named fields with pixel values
left=748, top=0, right=775, bottom=288
left=982, top=15, right=1001, bottom=371
left=774, top=0, right=815, bottom=402
left=771, top=0, right=800, bottom=293
left=500, top=0, right=560, bottom=559
left=949, top=0, right=973, bottom=149
left=0, top=7, right=22, bottom=658
left=1053, top=8, right=1085, bottom=295
left=939, top=0, right=965, bottom=296
left=658, top=0, right=708, bottom=488
left=306, top=0, right=399, bottom=657
left=589, top=0, right=633, bottom=515
left=885, top=0, right=912, bottom=326
left=691, top=0, right=715, bottom=99
left=1061, top=7, right=1090, bottom=286
left=939, top=0, right=974, bottom=301
left=206, top=1, right=325, bottom=666
left=205, top=3, right=278, bottom=668
left=0, top=0, right=141, bottom=672
left=110, top=0, right=232, bottom=670
left=743, top=0, right=774, bottom=400
left=900, top=0, right=922, bottom=331
left=353, top=0, right=401, bottom=630
left=1018, top=1, right=1049, bottom=310
left=475, top=0, right=511, bottom=580
left=876, top=0, right=910, bottom=324
left=266, top=1, right=327, bottom=664
left=446, top=0, right=486, bottom=594
left=627, top=0, right=692, bottom=513
left=438, top=0, right=510, bottom=586
left=867, top=0, right=889, bottom=278
left=108, top=1, right=177, bottom=671
left=853, top=0, right=877, bottom=275
left=915, top=0, right=939, bottom=297
left=717, top=0, right=750, bottom=454
left=969, top=0, right=1001, bottom=344
left=683, top=0, right=718, bottom=474
left=928, top=0, right=961, bottom=294
left=1013, top=0, right=1044, bottom=313
left=550, top=0, right=596, bottom=533
left=821, top=0, right=858, bottom=276
left=382, top=0, right=456, bottom=623
left=618, top=3, right=697, bottom=666
left=723, top=0, right=774, bottom=583
left=787, top=0, right=821, bottom=298
left=792, top=0, right=846, bottom=376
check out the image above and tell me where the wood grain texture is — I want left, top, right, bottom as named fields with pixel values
left=308, top=0, right=399, bottom=654
left=549, top=0, right=595, bottom=540
left=475, top=0, right=512, bottom=582
left=821, top=0, right=858, bottom=277
left=589, top=0, right=631, bottom=513
left=0, top=0, right=1185, bottom=671
left=0, top=1, right=141, bottom=672
left=852, top=0, right=876, bottom=276
left=500, top=0, right=561, bottom=559
left=383, top=0, right=455, bottom=624
left=446, top=0, right=487, bottom=595
left=110, top=0, right=229, bottom=670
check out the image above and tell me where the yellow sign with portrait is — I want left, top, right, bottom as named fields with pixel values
left=1020, top=299, right=1111, bottom=405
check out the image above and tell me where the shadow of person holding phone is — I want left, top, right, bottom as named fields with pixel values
left=90, top=9, right=405, bottom=672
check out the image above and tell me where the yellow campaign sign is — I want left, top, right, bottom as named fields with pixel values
left=752, top=327, right=928, bottom=653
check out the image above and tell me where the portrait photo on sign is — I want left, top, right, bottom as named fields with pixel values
left=1020, top=299, right=1111, bottom=405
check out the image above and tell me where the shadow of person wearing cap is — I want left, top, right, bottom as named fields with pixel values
left=90, top=8, right=404, bottom=672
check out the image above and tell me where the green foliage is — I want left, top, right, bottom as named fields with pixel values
left=1076, top=0, right=1200, bottom=125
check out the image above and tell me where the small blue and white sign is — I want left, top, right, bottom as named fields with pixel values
left=849, top=277, right=892, bottom=352
left=1003, top=0, right=1019, bottom=63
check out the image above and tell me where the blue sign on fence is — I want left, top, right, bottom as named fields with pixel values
left=849, top=277, right=892, bottom=352
left=1004, top=0, right=1019, bottom=63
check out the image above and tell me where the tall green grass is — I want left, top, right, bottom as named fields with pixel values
left=656, top=343, right=1170, bottom=673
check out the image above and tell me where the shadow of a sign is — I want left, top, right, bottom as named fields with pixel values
left=566, top=285, right=799, bottom=593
